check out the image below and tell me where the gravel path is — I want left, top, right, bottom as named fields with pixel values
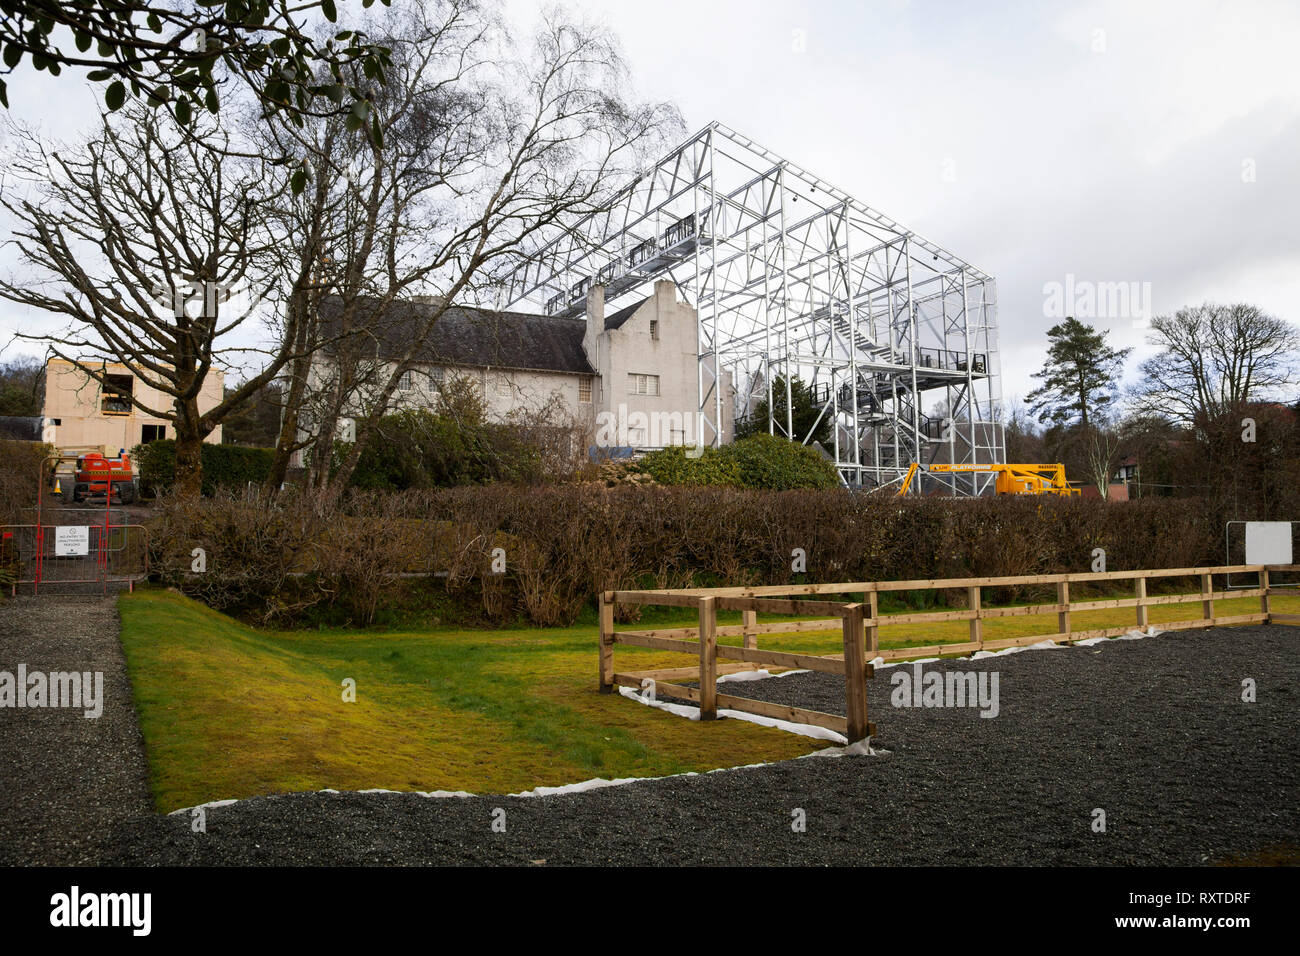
left=0, top=594, right=154, bottom=865
left=97, top=625, right=1298, bottom=866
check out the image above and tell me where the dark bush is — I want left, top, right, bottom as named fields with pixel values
left=339, top=408, right=547, bottom=490
left=147, top=488, right=433, bottom=626
left=133, top=440, right=274, bottom=497
left=0, top=439, right=50, bottom=525
left=337, top=375, right=584, bottom=491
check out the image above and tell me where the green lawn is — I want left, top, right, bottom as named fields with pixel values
left=118, top=586, right=1298, bottom=813
left=117, top=590, right=822, bottom=812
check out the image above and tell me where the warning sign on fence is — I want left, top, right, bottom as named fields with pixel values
left=55, top=526, right=90, bottom=556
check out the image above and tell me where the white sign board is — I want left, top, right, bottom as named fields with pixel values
left=1245, top=522, right=1292, bottom=565
left=54, top=526, right=90, bottom=557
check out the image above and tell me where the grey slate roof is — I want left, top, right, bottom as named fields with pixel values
left=319, top=296, right=594, bottom=375
left=603, top=295, right=651, bottom=331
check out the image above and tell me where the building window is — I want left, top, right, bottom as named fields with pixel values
left=141, top=424, right=166, bottom=444
left=397, top=370, right=414, bottom=391
left=578, top=379, right=592, bottom=403
left=101, top=373, right=133, bottom=415
left=429, top=367, right=445, bottom=384
left=629, top=373, right=660, bottom=396
left=649, top=320, right=659, bottom=340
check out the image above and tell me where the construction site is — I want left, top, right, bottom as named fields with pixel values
left=503, top=122, right=1006, bottom=496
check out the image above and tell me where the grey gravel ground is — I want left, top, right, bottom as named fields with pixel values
left=91, top=624, right=1298, bottom=866
left=0, top=594, right=154, bottom=865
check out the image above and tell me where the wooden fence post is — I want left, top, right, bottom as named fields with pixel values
left=698, top=596, right=718, bottom=720
left=1261, top=568, right=1271, bottom=620
left=742, top=608, right=757, bottom=652
left=865, top=587, right=880, bottom=658
left=842, top=603, right=870, bottom=743
left=1135, top=576, right=1148, bottom=628
left=1057, top=580, right=1071, bottom=640
left=967, top=585, right=982, bottom=651
left=1201, top=572, right=1214, bottom=623
left=598, top=591, right=615, bottom=694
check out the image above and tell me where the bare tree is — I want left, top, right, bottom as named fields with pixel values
left=1082, top=422, right=1121, bottom=498
left=261, top=0, right=679, bottom=497
left=256, top=0, right=493, bottom=489
left=1003, top=397, right=1047, bottom=463
left=1130, top=303, right=1299, bottom=431
left=0, top=106, right=295, bottom=497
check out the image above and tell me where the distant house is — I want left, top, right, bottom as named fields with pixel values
left=1112, top=456, right=1139, bottom=486
left=37, top=358, right=223, bottom=455
left=297, top=279, right=733, bottom=464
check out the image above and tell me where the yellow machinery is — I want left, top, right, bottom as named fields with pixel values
left=896, top=462, right=1081, bottom=497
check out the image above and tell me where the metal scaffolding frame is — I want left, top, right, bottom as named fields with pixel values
left=501, top=122, right=1007, bottom=493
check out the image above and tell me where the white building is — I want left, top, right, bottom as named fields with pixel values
left=301, top=279, right=733, bottom=462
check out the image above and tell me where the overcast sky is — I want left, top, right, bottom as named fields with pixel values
left=2, top=0, right=1298, bottom=406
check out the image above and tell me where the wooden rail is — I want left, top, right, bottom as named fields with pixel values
left=599, top=564, right=1298, bottom=743
left=601, top=591, right=875, bottom=742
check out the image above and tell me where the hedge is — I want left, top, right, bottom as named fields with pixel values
left=147, top=485, right=1225, bottom=628
left=133, top=440, right=275, bottom=497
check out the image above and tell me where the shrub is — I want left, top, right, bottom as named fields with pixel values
left=133, top=440, right=274, bottom=497
left=635, top=444, right=741, bottom=487
left=0, top=439, right=52, bottom=525
left=724, top=433, right=841, bottom=490
left=147, top=490, right=321, bottom=622
left=339, top=407, right=569, bottom=491
left=637, top=433, right=839, bottom=490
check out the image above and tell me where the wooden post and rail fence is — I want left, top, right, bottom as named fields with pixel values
left=599, top=564, right=1299, bottom=744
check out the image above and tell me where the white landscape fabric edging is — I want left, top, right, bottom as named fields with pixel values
left=170, top=630, right=1164, bottom=815
left=1075, top=625, right=1165, bottom=646
left=619, top=673, right=847, bottom=743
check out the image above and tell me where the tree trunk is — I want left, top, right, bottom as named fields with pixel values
left=170, top=389, right=210, bottom=498
left=325, top=433, right=366, bottom=503
left=173, top=426, right=205, bottom=499
left=308, top=397, right=341, bottom=490
left=322, top=369, right=407, bottom=500
left=266, top=402, right=300, bottom=493
left=266, top=337, right=312, bottom=493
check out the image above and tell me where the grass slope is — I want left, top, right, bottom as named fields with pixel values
left=117, top=590, right=818, bottom=812
left=118, top=587, right=1299, bottom=813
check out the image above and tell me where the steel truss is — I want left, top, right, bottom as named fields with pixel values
left=502, top=122, right=1006, bottom=492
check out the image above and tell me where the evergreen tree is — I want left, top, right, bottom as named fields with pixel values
left=736, top=375, right=832, bottom=446
left=1026, top=316, right=1130, bottom=430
